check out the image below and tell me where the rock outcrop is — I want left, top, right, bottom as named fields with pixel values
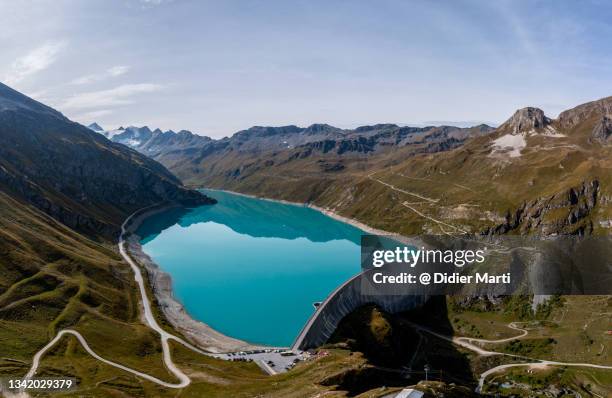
left=498, top=107, right=550, bottom=134
left=591, top=115, right=612, bottom=144
left=484, top=180, right=599, bottom=236
left=558, top=96, right=612, bottom=129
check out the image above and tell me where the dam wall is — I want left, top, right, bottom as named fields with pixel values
left=292, top=269, right=429, bottom=351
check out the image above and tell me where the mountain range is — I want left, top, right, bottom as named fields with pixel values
left=91, top=96, right=611, bottom=237
left=1, top=81, right=610, bottom=396
left=89, top=122, right=495, bottom=184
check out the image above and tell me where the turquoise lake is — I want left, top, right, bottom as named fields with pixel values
left=137, top=190, right=364, bottom=347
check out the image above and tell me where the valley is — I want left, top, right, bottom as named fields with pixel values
left=3, top=2, right=611, bottom=396
left=0, top=83, right=397, bottom=397
left=0, top=81, right=610, bottom=397
left=86, top=96, right=612, bottom=395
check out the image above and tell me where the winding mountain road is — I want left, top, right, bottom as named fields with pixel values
left=22, top=206, right=211, bottom=391
left=24, top=329, right=188, bottom=388
left=368, top=173, right=439, bottom=203
left=115, top=207, right=195, bottom=386
left=459, top=322, right=528, bottom=345
left=400, top=201, right=468, bottom=234
left=367, top=172, right=468, bottom=234
left=476, top=360, right=612, bottom=393
left=407, top=321, right=612, bottom=393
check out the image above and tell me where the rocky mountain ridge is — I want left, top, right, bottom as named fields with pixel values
left=494, top=98, right=612, bottom=145
left=87, top=95, right=611, bottom=237
left=92, top=122, right=494, bottom=155
left=148, top=96, right=610, bottom=237
left=90, top=121, right=495, bottom=185
left=89, top=124, right=212, bottom=156
left=558, top=95, right=612, bottom=129
left=0, top=83, right=214, bottom=239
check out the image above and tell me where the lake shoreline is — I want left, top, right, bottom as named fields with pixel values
left=125, top=189, right=405, bottom=353
left=201, top=187, right=395, bottom=236
left=124, top=203, right=271, bottom=353
left=202, top=188, right=424, bottom=248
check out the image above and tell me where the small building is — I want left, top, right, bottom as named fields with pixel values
left=395, top=389, right=424, bottom=398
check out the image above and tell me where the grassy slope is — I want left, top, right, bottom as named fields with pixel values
left=177, top=108, right=610, bottom=237
left=27, top=337, right=370, bottom=397
left=0, top=191, right=173, bottom=381
left=482, top=366, right=612, bottom=397
left=446, top=295, right=611, bottom=365
left=0, top=191, right=394, bottom=397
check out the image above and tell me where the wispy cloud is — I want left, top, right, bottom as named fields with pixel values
left=3, top=41, right=65, bottom=85
left=72, top=109, right=114, bottom=122
left=60, top=83, right=163, bottom=110
left=108, top=65, right=130, bottom=76
left=138, top=0, right=174, bottom=8
left=140, top=0, right=172, bottom=5
left=70, top=76, right=95, bottom=85
left=71, top=65, right=131, bottom=85
left=26, top=90, right=49, bottom=101
left=490, top=1, right=540, bottom=60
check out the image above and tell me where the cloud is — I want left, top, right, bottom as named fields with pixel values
left=490, top=1, right=539, bottom=59
left=71, top=65, right=131, bottom=85
left=25, top=90, right=48, bottom=101
left=136, top=0, right=175, bottom=10
left=3, top=41, right=65, bottom=85
left=140, top=0, right=172, bottom=4
left=108, top=65, right=130, bottom=76
left=137, top=0, right=174, bottom=7
left=72, top=109, right=114, bottom=122
left=70, top=75, right=96, bottom=85
left=60, top=83, right=163, bottom=110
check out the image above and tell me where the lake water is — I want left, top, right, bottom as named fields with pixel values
left=137, top=189, right=364, bottom=347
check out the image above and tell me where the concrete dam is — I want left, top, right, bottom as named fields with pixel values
left=291, top=268, right=431, bottom=351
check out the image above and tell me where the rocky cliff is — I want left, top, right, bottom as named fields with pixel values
left=484, top=180, right=600, bottom=236
left=557, top=96, right=612, bottom=129
left=497, top=107, right=550, bottom=133
left=591, top=116, right=612, bottom=144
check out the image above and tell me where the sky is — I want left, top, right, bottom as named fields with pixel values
left=1, top=0, right=612, bottom=138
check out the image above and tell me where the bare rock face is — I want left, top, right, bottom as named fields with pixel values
left=484, top=180, right=599, bottom=236
left=591, top=115, right=612, bottom=144
left=558, top=96, right=612, bottom=129
left=498, top=107, right=550, bottom=134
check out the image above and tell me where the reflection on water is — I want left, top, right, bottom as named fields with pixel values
left=137, top=189, right=364, bottom=346
left=139, top=190, right=361, bottom=245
